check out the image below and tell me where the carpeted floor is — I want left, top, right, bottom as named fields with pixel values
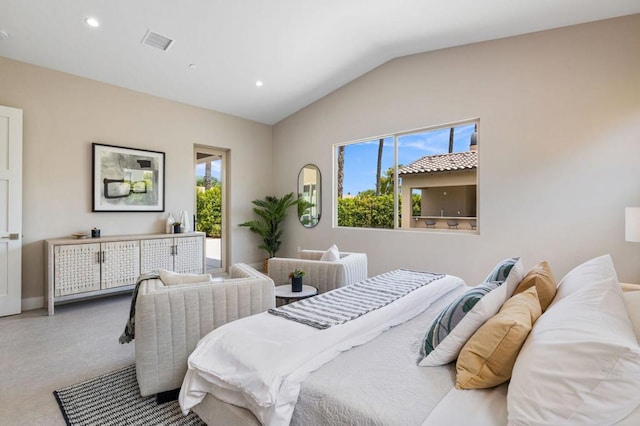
left=54, top=365, right=204, bottom=426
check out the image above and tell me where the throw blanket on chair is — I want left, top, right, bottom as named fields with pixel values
left=268, top=269, right=445, bottom=329
left=118, top=271, right=160, bottom=344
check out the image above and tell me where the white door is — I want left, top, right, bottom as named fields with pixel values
left=0, top=105, right=23, bottom=316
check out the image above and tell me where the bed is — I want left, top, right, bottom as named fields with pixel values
left=179, top=255, right=640, bottom=425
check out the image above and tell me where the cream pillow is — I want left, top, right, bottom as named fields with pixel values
left=158, top=269, right=211, bottom=286
left=512, top=261, right=557, bottom=312
left=508, top=255, right=640, bottom=425
left=456, top=286, right=541, bottom=389
left=320, top=244, right=340, bottom=261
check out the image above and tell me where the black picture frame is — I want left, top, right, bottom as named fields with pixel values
left=92, top=143, right=165, bottom=212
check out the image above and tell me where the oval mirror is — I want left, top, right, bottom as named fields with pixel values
left=298, top=164, right=321, bottom=228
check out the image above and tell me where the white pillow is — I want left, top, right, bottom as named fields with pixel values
left=419, top=257, right=524, bottom=366
left=320, top=244, right=340, bottom=262
left=508, top=255, right=640, bottom=425
left=553, top=253, right=619, bottom=303
left=158, top=269, right=211, bottom=286
left=623, top=291, right=640, bottom=343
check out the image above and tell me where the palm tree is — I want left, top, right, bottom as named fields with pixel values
left=204, top=161, right=212, bottom=190
left=239, top=192, right=299, bottom=258
left=448, top=127, right=454, bottom=153
left=375, top=138, right=384, bottom=196
left=337, top=145, right=345, bottom=198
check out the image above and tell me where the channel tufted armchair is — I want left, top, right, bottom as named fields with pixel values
left=267, top=249, right=368, bottom=294
left=134, top=263, right=275, bottom=397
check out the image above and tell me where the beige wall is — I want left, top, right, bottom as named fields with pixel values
left=400, top=170, right=477, bottom=227
left=419, top=185, right=476, bottom=217
left=273, top=15, right=640, bottom=283
left=0, top=57, right=273, bottom=308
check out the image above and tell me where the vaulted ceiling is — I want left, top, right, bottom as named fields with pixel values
left=1, top=1, right=638, bottom=124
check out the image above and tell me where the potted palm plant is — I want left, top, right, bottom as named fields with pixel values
left=239, top=192, right=300, bottom=271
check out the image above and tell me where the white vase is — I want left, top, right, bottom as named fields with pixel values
left=180, top=210, right=190, bottom=233
left=166, top=213, right=174, bottom=234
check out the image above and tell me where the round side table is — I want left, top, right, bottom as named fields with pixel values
left=275, top=284, right=318, bottom=305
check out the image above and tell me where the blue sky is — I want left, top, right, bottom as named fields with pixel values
left=195, top=160, right=222, bottom=181
left=341, top=123, right=475, bottom=195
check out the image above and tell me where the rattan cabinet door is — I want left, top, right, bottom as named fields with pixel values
left=101, top=240, right=141, bottom=289
left=140, top=238, right=174, bottom=273
left=174, top=236, right=204, bottom=274
left=54, top=243, right=101, bottom=296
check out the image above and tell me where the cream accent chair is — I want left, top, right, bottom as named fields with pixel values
left=268, top=249, right=368, bottom=294
left=134, top=263, right=275, bottom=397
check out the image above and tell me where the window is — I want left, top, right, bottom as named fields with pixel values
left=335, top=120, right=478, bottom=231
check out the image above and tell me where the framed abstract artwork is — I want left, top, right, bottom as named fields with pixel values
left=92, top=143, right=165, bottom=212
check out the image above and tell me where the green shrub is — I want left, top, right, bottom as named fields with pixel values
left=337, top=192, right=422, bottom=228
left=196, top=185, right=222, bottom=237
left=338, top=193, right=395, bottom=228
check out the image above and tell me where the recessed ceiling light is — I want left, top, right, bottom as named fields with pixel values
left=256, top=81, right=263, bottom=87
left=85, top=17, right=100, bottom=28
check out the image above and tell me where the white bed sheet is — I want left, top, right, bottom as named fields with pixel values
left=180, top=274, right=465, bottom=426
left=422, top=385, right=508, bottom=426
left=290, top=284, right=467, bottom=426
left=187, top=281, right=640, bottom=426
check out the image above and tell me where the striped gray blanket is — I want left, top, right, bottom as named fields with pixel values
left=268, top=269, right=445, bottom=329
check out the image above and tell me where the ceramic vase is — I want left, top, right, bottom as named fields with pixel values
left=166, top=213, right=175, bottom=233
left=291, top=277, right=303, bottom=292
left=180, top=210, right=190, bottom=233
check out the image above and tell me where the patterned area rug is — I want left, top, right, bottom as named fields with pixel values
left=53, top=365, right=205, bottom=426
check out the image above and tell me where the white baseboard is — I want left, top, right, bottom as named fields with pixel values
left=22, top=296, right=44, bottom=311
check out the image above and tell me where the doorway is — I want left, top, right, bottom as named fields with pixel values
left=194, top=146, right=227, bottom=274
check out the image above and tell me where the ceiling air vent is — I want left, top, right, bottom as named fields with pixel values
left=141, top=30, right=174, bottom=51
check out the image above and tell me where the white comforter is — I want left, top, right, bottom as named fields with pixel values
left=179, top=274, right=465, bottom=425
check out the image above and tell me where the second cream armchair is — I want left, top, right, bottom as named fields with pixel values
left=267, top=249, right=368, bottom=294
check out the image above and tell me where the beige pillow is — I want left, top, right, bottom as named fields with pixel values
left=158, top=269, right=211, bottom=286
left=455, top=286, right=542, bottom=389
left=512, top=261, right=557, bottom=312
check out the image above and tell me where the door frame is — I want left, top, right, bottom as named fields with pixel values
left=194, top=145, right=228, bottom=274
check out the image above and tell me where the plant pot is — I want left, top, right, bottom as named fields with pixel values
left=173, top=224, right=182, bottom=233
left=291, top=277, right=303, bottom=292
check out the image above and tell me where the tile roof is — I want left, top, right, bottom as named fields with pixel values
left=398, top=151, right=477, bottom=175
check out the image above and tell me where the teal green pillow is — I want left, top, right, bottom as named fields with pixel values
left=422, top=281, right=501, bottom=356
left=484, top=257, right=519, bottom=283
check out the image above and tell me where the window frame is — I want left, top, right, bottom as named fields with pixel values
left=334, top=119, right=479, bottom=233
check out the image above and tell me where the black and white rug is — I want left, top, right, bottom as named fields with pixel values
left=54, top=365, right=205, bottom=426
